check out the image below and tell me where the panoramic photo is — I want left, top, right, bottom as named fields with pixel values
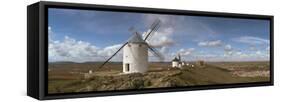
left=48, top=8, right=270, bottom=94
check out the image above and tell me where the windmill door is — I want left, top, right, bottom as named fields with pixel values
left=125, top=63, right=130, bottom=72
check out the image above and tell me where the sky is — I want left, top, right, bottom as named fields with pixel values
left=48, top=8, right=270, bottom=62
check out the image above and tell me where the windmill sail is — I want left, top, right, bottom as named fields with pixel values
left=144, top=19, right=164, bottom=61
left=96, top=19, right=164, bottom=71
left=98, top=42, right=128, bottom=69
left=144, top=19, right=161, bottom=41
left=147, top=44, right=164, bottom=61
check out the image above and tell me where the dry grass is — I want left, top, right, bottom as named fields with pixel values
left=48, top=61, right=270, bottom=94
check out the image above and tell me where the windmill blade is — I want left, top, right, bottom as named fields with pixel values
left=144, top=19, right=160, bottom=41
left=97, top=42, right=128, bottom=69
left=147, top=44, right=164, bottom=61
left=145, top=24, right=161, bottom=41
left=144, top=19, right=161, bottom=41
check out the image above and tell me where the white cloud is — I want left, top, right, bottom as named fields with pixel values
left=142, top=15, right=176, bottom=48
left=224, top=51, right=233, bottom=56
left=233, top=36, right=269, bottom=45
left=256, top=51, right=262, bottom=55
left=50, top=36, right=97, bottom=62
left=48, top=28, right=124, bottom=62
left=236, top=51, right=242, bottom=55
left=145, top=28, right=175, bottom=48
left=249, top=46, right=257, bottom=51
left=49, top=36, right=124, bottom=62
left=98, top=44, right=122, bottom=57
left=140, top=14, right=177, bottom=62
left=224, top=44, right=232, bottom=51
left=223, top=44, right=235, bottom=56
left=49, top=15, right=178, bottom=62
left=222, top=49, right=269, bottom=61
left=198, top=40, right=222, bottom=47
left=266, top=46, right=270, bottom=51
left=177, top=48, right=195, bottom=56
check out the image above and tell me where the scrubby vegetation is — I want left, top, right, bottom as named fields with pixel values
left=48, top=62, right=270, bottom=94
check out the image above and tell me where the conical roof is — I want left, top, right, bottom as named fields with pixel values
left=172, top=57, right=179, bottom=61
left=128, top=33, right=146, bottom=43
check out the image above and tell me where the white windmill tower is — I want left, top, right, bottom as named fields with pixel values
left=123, top=33, right=148, bottom=73
left=171, top=53, right=183, bottom=68
left=178, top=54, right=182, bottom=68
left=96, top=19, right=164, bottom=74
left=172, top=57, right=180, bottom=68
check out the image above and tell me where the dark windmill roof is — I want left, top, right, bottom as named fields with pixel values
left=172, top=57, right=179, bottom=61
left=128, top=33, right=146, bottom=43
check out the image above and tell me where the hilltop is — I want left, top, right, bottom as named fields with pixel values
left=48, top=62, right=269, bottom=94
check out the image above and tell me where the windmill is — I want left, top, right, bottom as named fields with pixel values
left=95, top=19, right=164, bottom=74
left=171, top=53, right=184, bottom=68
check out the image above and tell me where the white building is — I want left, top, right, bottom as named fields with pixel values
left=181, top=62, right=185, bottom=66
left=172, top=57, right=180, bottom=68
left=172, top=54, right=185, bottom=68
left=123, top=33, right=148, bottom=73
left=84, top=70, right=93, bottom=79
left=178, top=63, right=182, bottom=68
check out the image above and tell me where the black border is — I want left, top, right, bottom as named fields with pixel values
left=36, top=1, right=273, bottom=100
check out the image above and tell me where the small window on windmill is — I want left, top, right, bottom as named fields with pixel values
left=125, top=63, right=130, bottom=72
left=128, top=44, right=131, bottom=47
left=139, top=44, right=142, bottom=47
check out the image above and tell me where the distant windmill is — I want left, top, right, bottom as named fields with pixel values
left=96, top=19, right=164, bottom=74
left=171, top=53, right=184, bottom=68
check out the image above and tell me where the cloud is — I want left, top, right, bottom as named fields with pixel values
left=142, top=14, right=176, bottom=48
left=49, top=36, right=124, bottom=62
left=223, top=44, right=234, bottom=56
left=48, top=26, right=52, bottom=31
left=48, top=14, right=180, bottom=62
left=233, top=36, right=269, bottom=45
left=222, top=47, right=269, bottom=61
left=249, top=46, right=257, bottom=51
left=145, top=28, right=175, bottom=48
left=177, top=48, right=195, bottom=56
left=48, top=28, right=124, bottom=62
left=50, top=36, right=96, bottom=62
left=224, top=44, right=232, bottom=51
left=98, top=44, right=122, bottom=57
left=198, top=40, right=222, bottom=47
left=266, top=46, right=270, bottom=51
left=256, top=51, right=262, bottom=55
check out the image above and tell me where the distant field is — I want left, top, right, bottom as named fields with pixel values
left=48, top=61, right=270, bottom=94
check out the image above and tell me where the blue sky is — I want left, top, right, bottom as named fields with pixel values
left=48, top=8, right=270, bottom=62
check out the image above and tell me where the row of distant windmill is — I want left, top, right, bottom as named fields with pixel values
left=88, top=19, right=187, bottom=74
